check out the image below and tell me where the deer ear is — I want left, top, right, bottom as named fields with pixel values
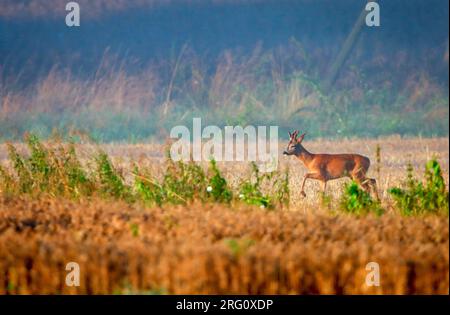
left=297, top=133, right=306, bottom=143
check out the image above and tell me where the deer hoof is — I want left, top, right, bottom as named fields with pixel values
left=300, top=191, right=306, bottom=198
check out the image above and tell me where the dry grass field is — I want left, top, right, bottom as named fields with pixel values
left=0, top=137, right=448, bottom=294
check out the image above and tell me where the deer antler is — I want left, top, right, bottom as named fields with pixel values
left=297, top=132, right=306, bottom=143
left=289, top=130, right=297, bottom=140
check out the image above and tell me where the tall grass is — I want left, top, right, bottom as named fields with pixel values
left=0, top=136, right=447, bottom=216
left=388, top=159, right=449, bottom=216
left=0, top=136, right=289, bottom=209
left=1, top=42, right=448, bottom=142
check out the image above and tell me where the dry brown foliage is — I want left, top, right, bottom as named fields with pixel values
left=0, top=196, right=448, bottom=294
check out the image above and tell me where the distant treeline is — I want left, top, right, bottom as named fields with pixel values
left=0, top=0, right=448, bottom=141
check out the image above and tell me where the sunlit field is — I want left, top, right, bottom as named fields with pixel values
left=0, top=137, right=448, bottom=294
left=1, top=0, right=448, bottom=298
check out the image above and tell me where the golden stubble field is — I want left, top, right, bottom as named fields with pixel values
left=0, top=136, right=448, bottom=294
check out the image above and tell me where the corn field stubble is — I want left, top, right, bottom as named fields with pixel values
left=0, top=137, right=448, bottom=294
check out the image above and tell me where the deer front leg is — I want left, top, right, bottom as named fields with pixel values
left=300, top=173, right=321, bottom=198
left=300, top=174, right=310, bottom=197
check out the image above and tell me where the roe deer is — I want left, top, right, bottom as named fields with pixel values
left=283, top=130, right=378, bottom=199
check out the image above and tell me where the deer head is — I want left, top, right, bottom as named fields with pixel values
left=283, top=130, right=306, bottom=156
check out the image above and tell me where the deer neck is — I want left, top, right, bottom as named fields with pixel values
left=295, top=145, right=314, bottom=167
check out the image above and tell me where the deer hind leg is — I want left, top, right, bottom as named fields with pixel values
left=320, top=180, right=327, bottom=194
left=352, top=169, right=379, bottom=200
left=366, top=178, right=379, bottom=200
left=351, top=166, right=370, bottom=191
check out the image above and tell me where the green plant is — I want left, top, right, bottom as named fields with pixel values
left=95, top=152, right=131, bottom=200
left=340, top=181, right=383, bottom=216
left=320, top=192, right=333, bottom=210
left=134, top=157, right=209, bottom=206
left=61, top=143, right=94, bottom=197
left=2, top=135, right=95, bottom=197
left=224, top=238, right=255, bottom=258
left=238, top=162, right=290, bottom=209
left=26, top=134, right=53, bottom=191
left=206, top=159, right=232, bottom=203
left=0, top=165, right=15, bottom=195
left=162, top=159, right=207, bottom=204
left=239, top=162, right=273, bottom=208
left=130, top=223, right=140, bottom=237
left=388, top=159, right=448, bottom=216
left=273, top=168, right=290, bottom=208
left=133, top=166, right=166, bottom=206
left=7, top=143, right=33, bottom=193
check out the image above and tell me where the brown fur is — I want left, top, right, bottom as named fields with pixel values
left=283, top=130, right=378, bottom=199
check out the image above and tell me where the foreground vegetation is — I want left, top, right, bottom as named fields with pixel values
left=0, top=196, right=447, bottom=294
left=0, top=136, right=448, bottom=294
